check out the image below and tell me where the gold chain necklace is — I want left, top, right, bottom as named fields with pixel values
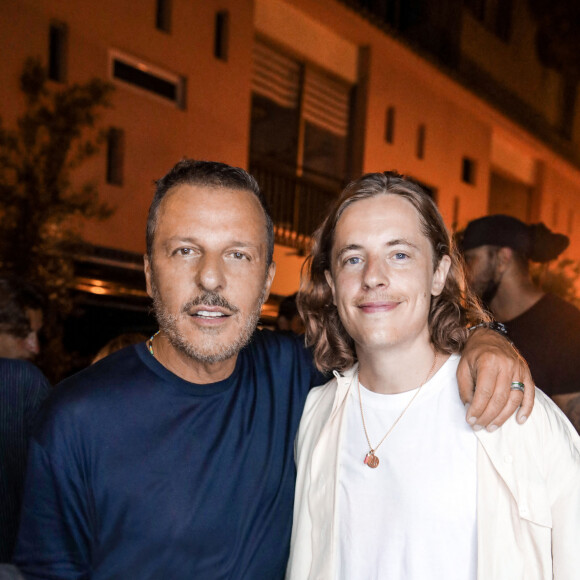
left=358, top=351, right=438, bottom=469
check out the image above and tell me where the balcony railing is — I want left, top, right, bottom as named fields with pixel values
left=250, top=162, right=342, bottom=254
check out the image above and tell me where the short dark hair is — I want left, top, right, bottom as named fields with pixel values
left=0, top=276, right=44, bottom=338
left=298, top=171, right=488, bottom=373
left=147, top=159, right=274, bottom=266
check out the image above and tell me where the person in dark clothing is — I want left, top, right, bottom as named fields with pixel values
left=462, top=214, right=580, bottom=430
left=0, top=277, right=44, bottom=362
left=0, top=359, right=50, bottom=562
left=91, top=332, right=147, bottom=364
left=276, top=292, right=304, bottom=335
left=15, top=160, right=531, bottom=578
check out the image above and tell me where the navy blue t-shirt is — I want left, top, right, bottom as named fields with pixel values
left=15, top=331, right=324, bottom=579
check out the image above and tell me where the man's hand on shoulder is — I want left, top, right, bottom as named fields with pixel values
left=457, top=328, right=534, bottom=431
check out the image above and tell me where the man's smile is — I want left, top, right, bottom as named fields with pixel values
left=357, top=301, right=400, bottom=313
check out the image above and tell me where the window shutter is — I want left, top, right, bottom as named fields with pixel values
left=303, top=68, right=350, bottom=137
left=252, top=40, right=300, bottom=109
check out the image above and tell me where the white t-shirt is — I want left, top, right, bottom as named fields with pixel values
left=338, top=354, right=477, bottom=580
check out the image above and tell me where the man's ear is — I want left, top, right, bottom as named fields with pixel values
left=263, top=262, right=276, bottom=303
left=324, top=270, right=337, bottom=305
left=144, top=255, right=154, bottom=298
left=431, top=255, right=451, bottom=297
left=496, top=247, right=513, bottom=274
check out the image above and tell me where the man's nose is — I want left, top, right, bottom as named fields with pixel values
left=362, top=255, right=389, bottom=289
left=196, top=254, right=226, bottom=291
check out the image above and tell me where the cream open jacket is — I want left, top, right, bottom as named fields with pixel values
left=287, top=364, right=580, bottom=580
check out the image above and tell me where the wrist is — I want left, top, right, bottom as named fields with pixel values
left=467, top=321, right=508, bottom=337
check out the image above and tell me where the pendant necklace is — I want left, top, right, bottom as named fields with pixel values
left=358, top=351, right=438, bottom=469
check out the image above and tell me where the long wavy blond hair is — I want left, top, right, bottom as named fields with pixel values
left=298, top=171, right=489, bottom=373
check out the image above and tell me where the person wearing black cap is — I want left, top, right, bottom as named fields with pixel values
left=462, top=214, right=580, bottom=430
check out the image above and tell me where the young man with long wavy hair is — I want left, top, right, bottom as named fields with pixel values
left=287, top=172, right=580, bottom=579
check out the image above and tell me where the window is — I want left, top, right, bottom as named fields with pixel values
left=106, top=128, right=125, bottom=186
left=452, top=196, right=460, bottom=232
left=461, top=157, right=477, bottom=185
left=249, top=40, right=353, bottom=249
left=48, top=22, right=68, bottom=82
left=214, top=11, right=230, bottom=61
left=109, top=50, right=185, bottom=108
left=156, top=0, right=172, bottom=32
left=385, top=107, right=395, bottom=144
left=250, top=40, right=351, bottom=187
left=416, top=124, right=426, bottom=159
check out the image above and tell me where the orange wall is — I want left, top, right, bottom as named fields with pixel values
left=1, top=0, right=255, bottom=254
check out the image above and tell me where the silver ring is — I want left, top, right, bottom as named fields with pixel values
left=510, top=381, right=525, bottom=392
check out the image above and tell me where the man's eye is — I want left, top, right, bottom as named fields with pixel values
left=232, top=251, right=247, bottom=260
left=394, top=252, right=408, bottom=260
left=344, top=256, right=361, bottom=265
left=175, top=248, right=193, bottom=256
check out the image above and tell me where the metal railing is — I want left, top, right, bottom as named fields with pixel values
left=250, top=162, right=341, bottom=254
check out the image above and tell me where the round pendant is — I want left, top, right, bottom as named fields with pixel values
left=364, top=451, right=379, bottom=469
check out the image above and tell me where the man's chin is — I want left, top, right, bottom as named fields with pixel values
left=172, top=339, right=243, bottom=365
left=164, top=322, right=258, bottom=365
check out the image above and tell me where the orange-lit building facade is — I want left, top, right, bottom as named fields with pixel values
left=1, top=0, right=579, bottom=308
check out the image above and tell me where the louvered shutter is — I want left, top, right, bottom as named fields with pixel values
left=303, top=68, right=350, bottom=137
left=252, top=40, right=300, bottom=109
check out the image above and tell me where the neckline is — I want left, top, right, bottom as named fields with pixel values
left=135, top=342, right=242, bottom=396
left=357, top=354, right=459, bottom=404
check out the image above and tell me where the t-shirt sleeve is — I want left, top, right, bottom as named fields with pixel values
left=293, top=334, right=328, bottom=389
left=22, top=365, right=51, bottom=433
left=14, top=414, right=91, bottom=579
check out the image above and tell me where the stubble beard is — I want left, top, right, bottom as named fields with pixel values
left=151, top=279, right=268, bottom=365
left=473, top=257, right=501, bottom=310
left=480, top=278, right=501, bottom=309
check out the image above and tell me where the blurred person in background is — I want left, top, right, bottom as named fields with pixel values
left=0, top=358, right=50, bottom=562
left=91, top=332, right=147, bottom=364
left=0, top=277, right=44, bottom=361
left=276, top=292, right=305, bottom=335
left=462, top=215, right=580, bottom=430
